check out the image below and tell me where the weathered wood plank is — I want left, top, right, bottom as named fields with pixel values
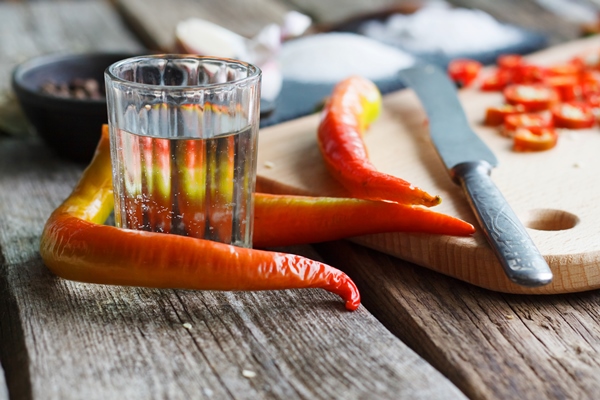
left=0, top=138, right=467, bottom=399
left=315, top=240, right=600, bottom=400
left=114, top=0, right=292, bottom=51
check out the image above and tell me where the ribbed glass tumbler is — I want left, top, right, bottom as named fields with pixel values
left=105, top=55, right=261, bottom=248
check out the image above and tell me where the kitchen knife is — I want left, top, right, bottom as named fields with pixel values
left=398, top=65, right=552, bottom=287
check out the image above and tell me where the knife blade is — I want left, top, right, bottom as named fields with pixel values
left=398, top=65, right=552, bottom=287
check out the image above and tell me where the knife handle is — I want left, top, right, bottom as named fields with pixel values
left=450, top=161, right=553, bottom=287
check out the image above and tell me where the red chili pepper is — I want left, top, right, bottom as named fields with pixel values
left=571, top=50, right=600, bottom=70
left=513, top=127, right=558, bottom=152
left=543, top=75, right=581, bottom=102
left=551, top=102, right=596, bottom=129
left=447, top=59, right=483, bottom=87
left=511, top=64, right=546, bottom=84
left=253, top=194, right=475, bottom=248
left=480, top=71, right=510, bottom=91
left=484, top=104, right=526, bottom=126
left=497, top=54, right=524, bottom=71
left=585, top=91, right=600, bottom=110
left=503, top=84, right=559, bottom=112
left=317, top=76, right=441, bottom=207
left=39, top=127, right=361, bottom=311
left=503, top=112, right=553, bottom=137
left=545, top=63, right=582, bottom=77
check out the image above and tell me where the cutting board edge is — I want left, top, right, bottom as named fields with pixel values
left=350, top=233, right=600, bottom=294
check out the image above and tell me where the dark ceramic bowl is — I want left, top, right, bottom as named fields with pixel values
left=12, top=52, right=139, bottom=163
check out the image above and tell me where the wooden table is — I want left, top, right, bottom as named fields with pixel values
left=1, top=1, right=599, bottom=399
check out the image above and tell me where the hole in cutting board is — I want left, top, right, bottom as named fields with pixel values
left=524, top=209, right=579, bottom=231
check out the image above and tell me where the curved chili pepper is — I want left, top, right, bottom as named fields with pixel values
left=39, top=127, right=360, bottom=311
left=253, top=193, right=474, bottom=248
left=317, top=76, right=441, bottom=207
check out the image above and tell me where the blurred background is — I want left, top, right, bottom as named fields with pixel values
left=2, top=0, right=600, bottom=135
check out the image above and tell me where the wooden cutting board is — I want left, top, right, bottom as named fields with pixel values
left=256, top=35, right=600, bottom=294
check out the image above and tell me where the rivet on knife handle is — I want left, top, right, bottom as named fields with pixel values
left=451, top=161, right=552, bottom=287
left=398, top=65, right=553, bottom=287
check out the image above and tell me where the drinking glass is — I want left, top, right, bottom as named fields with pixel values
left=105, top=55, right=261, bottom=247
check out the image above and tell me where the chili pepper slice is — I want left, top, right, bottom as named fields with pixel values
left=484, top=104, right=526, bottom=126
left=317, top=76, right=441, bottom=207
left=40, top=126, right=361, bottom=311
left=447, top=59, right=482, bottom=87
left=253, top=194, right=475, bottom=248
left=513, top=127, right=558, bottom=152
left=497, top=54, right=523, bottom=71
left=503, top=112, right=553, bottom=137
left=511, top=64, right=546, bottom=84
left=585, top=91, right=600, bottom=110
left=545, top=63, right=581, bottom=77
left=503, top=84, right=558, bottom=112
left=571, top=50, right=600, bottom=70
left=480, top=71, right=510, bottom=92
left=543, top=75, right=581, bottom=102
left=551, top=102, right=596, bottom=129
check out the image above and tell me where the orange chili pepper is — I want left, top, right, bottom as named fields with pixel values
left=253, top=193, right=474, bottom=248
left=317, top=76, right=441, bottom=207
left=513, top=127, right=558, bottom=152
left=39, top=126, right=360, bottom=311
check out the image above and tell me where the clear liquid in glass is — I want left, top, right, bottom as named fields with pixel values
left=111, top=125, right=256, bottom=248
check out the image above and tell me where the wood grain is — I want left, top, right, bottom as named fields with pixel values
left=315, top=240, right=600, bottom=400
left=0, top=137, right=467, bottom=399
left=256, top=34, right=600, bottom=294
left=114, top=0, right=291, bottom=51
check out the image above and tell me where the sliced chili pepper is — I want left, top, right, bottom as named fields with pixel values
left=447, top=59, right=482, bottom=87
left=511, top=64, right=546, bottom=84
left=513, top=127, right=558, bottom=152
left=40, top=126, right=361, bottom=311
left=545, top=63, right=582, bottom=77
left=582, top=76, right=600, bottom=96
left=585, top=91, right=600, bottom=110
left=484, top=104, right=526, bottom=126
left=551, top=102, right=596, bottom=129
left=503, top=112, right=553, bottom=137
left=317, top=76, right=441, bottom=207
left=571, top=50, right=600, bottom=70
left=497, top=54, right=524, bottom=71
left=543, top=75, right=581, bottom=102
left=253, top=194, right=475, bottom=248
left=503, top=84, right=558, bottom=112
left=480, top=71, right=510, bottom=92
left=581, top=70, right=600, bottom=86
left=582, top=77, right=600, bottom=111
